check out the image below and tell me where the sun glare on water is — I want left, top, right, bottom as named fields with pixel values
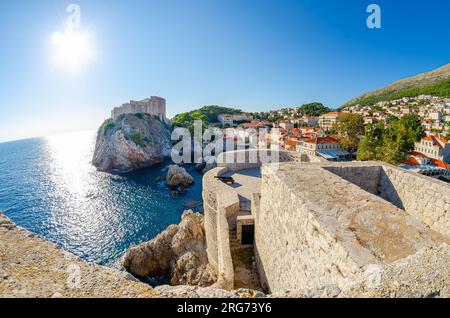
left=51, top=29, right=95, bottom=73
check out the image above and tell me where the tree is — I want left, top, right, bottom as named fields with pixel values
left=172, top=111, right=209, bottom=134
left=332, top=113, right=365, bottom=152
left=357, top=122, right=385, bottom=161
left=356, top=115, right=424, bottom=165
left=298, top=102, right=331, bottom=117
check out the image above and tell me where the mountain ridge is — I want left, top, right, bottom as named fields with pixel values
left=342, top=63, right=450, bottom=108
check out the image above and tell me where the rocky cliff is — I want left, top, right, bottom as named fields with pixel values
left=123, top=210, right=217, bottom=287
left=92, top=113, right=172, bottom=173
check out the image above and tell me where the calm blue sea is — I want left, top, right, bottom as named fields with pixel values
left=0, top=131, right=203, bottom=266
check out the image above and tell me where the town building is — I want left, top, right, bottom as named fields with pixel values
left=318, top=112, right=343, bottom=131
left=297, top=136, right=350, bottom=161
left=218, top=113, right=253, bottom=125
left=414, top=135, right=450, bottom=163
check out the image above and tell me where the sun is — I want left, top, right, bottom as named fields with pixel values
left=51, top=29, right=95, bottom=73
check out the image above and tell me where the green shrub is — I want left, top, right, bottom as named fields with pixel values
left=100, top=119, right=115, bottom=136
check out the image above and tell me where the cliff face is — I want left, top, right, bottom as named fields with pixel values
left=123, top=210, right=217, bottom=287
left=92, top=113, right=172, bottom=173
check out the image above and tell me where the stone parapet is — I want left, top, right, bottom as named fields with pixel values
left=254, top=161, right=449, bottom=293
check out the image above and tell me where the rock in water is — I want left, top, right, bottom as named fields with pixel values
left=92, top=113, right=172, bottom=173
left=123, top=210, right=217, bottom=287
left=165, top=165, right=195, bottom=188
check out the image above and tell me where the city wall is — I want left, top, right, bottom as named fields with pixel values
left=253, top=162, right=449, bottom=293
left=111, top=96, right=166, bottom=122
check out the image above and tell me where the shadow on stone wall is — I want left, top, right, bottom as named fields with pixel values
left=378, top=168, right=405, bottom=210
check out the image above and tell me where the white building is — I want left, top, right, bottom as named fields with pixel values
left=415, top=135, right=450, bottom=163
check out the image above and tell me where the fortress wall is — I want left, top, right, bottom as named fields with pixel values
left=216, top=149, right=324, bottom=172
left=202, top=167, right=239, bottom=290
left=254, top=162, right=449, bottom=294
left=379, top=165, right=450, bottom=236
left=323, top=165, right=381, bottom=195
left=111, top=97, right=166, bottom=122
left=255, top=165, right=363, bottom=293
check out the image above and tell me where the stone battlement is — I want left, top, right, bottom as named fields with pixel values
left=111, top=96, right=166, bottom=122
left=202, top=156, right=450, bottom=297
left=254, top=161, right=449, bottom=294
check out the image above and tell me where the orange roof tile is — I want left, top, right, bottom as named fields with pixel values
left=402, top=157, right=420, bottom=166
left=430, top=159, right=450, bottom=169
left=304, top=136, right=339, bottom=145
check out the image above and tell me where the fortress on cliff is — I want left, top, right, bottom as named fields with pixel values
left=111, top=96, right=167, bottom=122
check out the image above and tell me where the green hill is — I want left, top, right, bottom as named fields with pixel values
left=342, top=63, right=450, bottom=108
left=171, top=105, right=242, bottom=132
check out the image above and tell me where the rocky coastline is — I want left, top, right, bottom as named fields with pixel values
left=92, top=113, right=172, bottom=173
left=123, top=210, right=216, bottom=287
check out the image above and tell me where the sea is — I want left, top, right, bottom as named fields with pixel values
left=0, top=130, right=204, bottom=267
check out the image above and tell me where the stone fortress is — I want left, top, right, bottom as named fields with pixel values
left=202, top=150, right=450, bottom=297
left=111, top=96, right=167, bottom=122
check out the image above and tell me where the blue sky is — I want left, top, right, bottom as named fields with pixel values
left=0, top=0, right=449, bottom=142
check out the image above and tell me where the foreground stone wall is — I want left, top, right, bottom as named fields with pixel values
left=323, top=164, right=381, bottom=195
left=202, top=167, right=239, bottom=290
left=204, top=149, right=323, bottom=290
left=0, top=213, right=159, bottom=298
left=216, top=149, right=323, bottom=171
left=379, top=165, right=450, bottom=236
left=254, top=162, right=449, bottom=294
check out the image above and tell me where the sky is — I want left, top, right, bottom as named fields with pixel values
left=0, top=0, right=449, bottom=142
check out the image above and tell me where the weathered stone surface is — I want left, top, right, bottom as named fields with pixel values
left=92, top=113, right=172, bottom=173
left=166, top=165, right=195, bottom=188
left=269, top=285, right=342, bottom=298
left=0, top=212, right=159, bottom=298
left=123, top=210, right=216, bottom=287
left=154, top=285, right=265, bottom=298
left=202, top=162, right=217, bottom=174
left=254, top=161, right=450, bottom=294
left=344, top=243, right=450, bottom=298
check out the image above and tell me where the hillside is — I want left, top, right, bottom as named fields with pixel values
left=342, top=63, right=450, bottom=107
left=171, top=105, right=242, bottom=132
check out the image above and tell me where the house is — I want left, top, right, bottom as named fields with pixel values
left=277, top=120, right=294, bottom=130
left=414, top=135, right=450, bottom=163
left=318, top=112, right=343, bottom=131
left=429, top=111, right=443, bottom=122
left=402, top=151, right=450, bottom=179
left=218, top=114, right=234, bottom=125
left=297, top=136, right=350, bottom=161
left=218, top=113, right=254, bottom=126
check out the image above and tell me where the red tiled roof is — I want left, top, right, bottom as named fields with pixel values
left=402, top=157, right=420, bottom=166
left=430, top=159, right=450, bottom=169
left=407, top=151, right=429, bottom=159
left=304, top=136, right=339, bottom=145
left=286, top=139, right=299, bottom=147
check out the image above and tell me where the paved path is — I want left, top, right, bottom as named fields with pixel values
left=223, top=168, right=261, bottom=211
